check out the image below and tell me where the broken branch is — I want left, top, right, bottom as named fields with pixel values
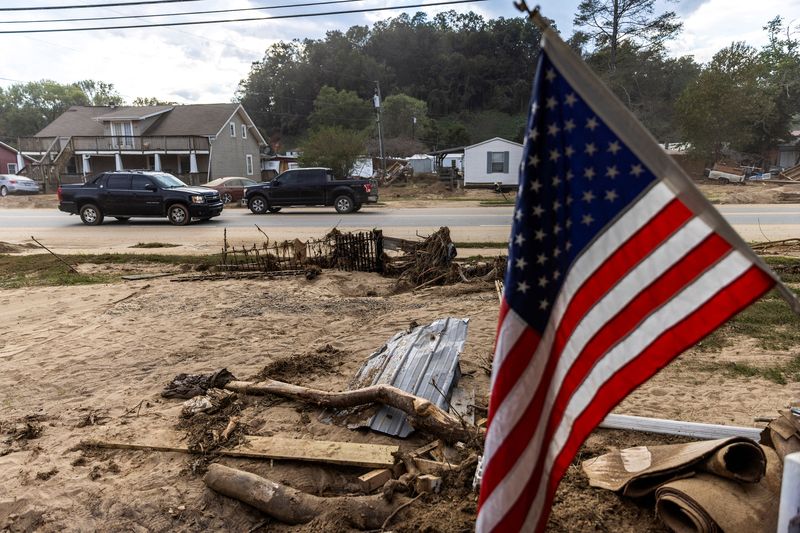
left=204, top=464, right=410, bottom=529
left=224, top=379, right=483, bottom=444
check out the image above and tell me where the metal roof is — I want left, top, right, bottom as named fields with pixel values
left=349, top=317, right=468, bottom=438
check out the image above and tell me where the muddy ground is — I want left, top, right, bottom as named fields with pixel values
left=0, top=259, right=797, bottom=532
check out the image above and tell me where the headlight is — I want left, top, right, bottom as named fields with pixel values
left=191, top=195, right=205, bottom=204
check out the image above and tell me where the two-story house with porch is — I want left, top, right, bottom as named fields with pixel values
left=19, top=103, right=267, bottom=189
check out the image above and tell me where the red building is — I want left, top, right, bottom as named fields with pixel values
left=0, top=140, right=34, bottom=175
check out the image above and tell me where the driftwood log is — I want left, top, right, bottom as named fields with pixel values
left=224, top=379, right=484, bottom=444
left=204, top=463, right=410, bottom=529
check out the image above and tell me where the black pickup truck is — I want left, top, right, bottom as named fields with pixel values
left=57, top=170, right=223, bottom=225
left=244, top=167, right=378, bottom=214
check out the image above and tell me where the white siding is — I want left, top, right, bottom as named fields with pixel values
left=463, top=138, right=523, bottom=186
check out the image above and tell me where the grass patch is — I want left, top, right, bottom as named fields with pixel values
left=696, top=355, right=800, bottom=385
left=129, top=242, right=180, bottom=249
left=0, top=252, right=217, bottom=288
left=479, top=200, right=516, bottom=206
left=698, top=288, right=800, bottom=351
left=762, top=255, right=800, bottom=283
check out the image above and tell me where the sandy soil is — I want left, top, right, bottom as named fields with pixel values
left=0, top=179, right=797, bottom=531
left=0, top=262, right=797, bottom=532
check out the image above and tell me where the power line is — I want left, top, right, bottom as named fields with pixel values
left=4, top=0, right=365, bottom=24
left=0, top=0, right=489, bottom=33
left=0, top=0, right=204, bottom=12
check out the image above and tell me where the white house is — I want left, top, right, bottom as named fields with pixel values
left=463, top=137, right=523, bottom=187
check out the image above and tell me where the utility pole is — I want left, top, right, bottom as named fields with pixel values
left=412, top=116, right=416, bottom=141
left=373, top=82, right=386, bottom=179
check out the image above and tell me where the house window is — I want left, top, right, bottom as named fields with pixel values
left=111, top=121, right=134, bottom=148
left=230, top=122, right=236, bottom=137
left=245, top=154, right=254, bottom=175
left=487, top=151, right=509, bottom=173
left=241, top=124, right=247, bottom=139
left=7, top=163, right=17, bottom=174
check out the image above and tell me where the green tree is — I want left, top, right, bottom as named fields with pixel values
left=299, top=126, right=365, bottom=179
left=76, top=80, right=122, bottom=105
left=131, top=96, right=177, bottom=106
left=586, top=43, right=700, bottom=142
left=677, top=43, right=775, bottom=160
left=0, top=79, right=119, bottom=139
left=309, top=86, right=373, bottom=131
left=573, top=0, right=682, bottom=70
left=381, top=93, right=428, bottom=138
left=759, top=16, right=800, bottom=148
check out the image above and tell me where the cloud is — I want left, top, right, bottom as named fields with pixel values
left=0, top=0, right=793, bottom=105
left=674, top=0, right=713, bottom=16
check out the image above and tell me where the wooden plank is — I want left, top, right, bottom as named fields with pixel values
left=121, top=273, right=173, bottom=280
left=84, top=436, right=399, bottom=469
left=413, top=457, right=457, bottom=474
left=358, top=440, right=441, bottom=493
left=358, top=464, right=404, bottom=492
left=228, top=436, right=398, bottom=468
left=599, top=414, right=762, bottom=441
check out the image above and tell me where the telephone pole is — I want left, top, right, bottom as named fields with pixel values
left=373, top=81, right=386, bottom=179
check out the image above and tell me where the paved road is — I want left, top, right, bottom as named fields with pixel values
left=0, top=206, right=516, bottom=229
left=0, top=204, right=797, bottom=254
left=1, top=204, right=799, bottom=228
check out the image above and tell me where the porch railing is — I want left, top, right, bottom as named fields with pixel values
left=19, top=135, right=211, bottom=154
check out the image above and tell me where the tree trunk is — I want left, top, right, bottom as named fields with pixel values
left=224, top=379, right=483, bottom=444
left=204, top=464, right=410, bottom=529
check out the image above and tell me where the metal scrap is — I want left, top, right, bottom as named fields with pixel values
left=345, top=317, right=468, bottom=437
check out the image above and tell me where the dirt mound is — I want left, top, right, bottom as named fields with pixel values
left=0, top=242, right=38, bottom=254
left=0, top=194, right=57, bottom=209
left=252, top=344, right=346, bottom=383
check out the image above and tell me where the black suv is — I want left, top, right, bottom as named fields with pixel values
left=57, top=170, right=224, bottom=225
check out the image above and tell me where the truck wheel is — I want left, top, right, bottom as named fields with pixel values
left=222, top=192, right=233, bottom=204
left=167, top=204, right=190, bottom=226
left=720, top=178, right=730, bottom=184
left=248, top=195, right=267, bottom=214
left=267, top=206, right=282, bottom=213
left=80, top=204, right=104, bottom=225
left=0, top=186, right=7, bottom=197
left=334, top=195, right=354, bottom=214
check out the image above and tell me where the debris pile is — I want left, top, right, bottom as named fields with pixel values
left=79, top=319, right=485, bottom=530
left=218, top=229, right=384, bottom=276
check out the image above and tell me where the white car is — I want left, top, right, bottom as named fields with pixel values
left=0, top=174, right=40, bottom=196
left=707, top=169, right=746, bottom=184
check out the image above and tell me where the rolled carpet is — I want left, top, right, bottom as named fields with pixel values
left=655, top=446, right=781, bottom=533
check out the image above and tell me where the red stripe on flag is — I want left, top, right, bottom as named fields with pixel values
left=524, top=265, right=773, bottom=533
left=479, top=198, right=692, bottom=505
left=487, top=326, right=540, bottom=426
left=491, top=233, right=734, bottom=530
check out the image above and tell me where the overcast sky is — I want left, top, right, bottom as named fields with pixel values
left=0, top=0, right=797, bottom=104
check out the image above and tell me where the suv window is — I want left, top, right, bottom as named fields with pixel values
left=107, top=175, right=131, bottom=189
left=131, top=176, right=154, bottom=190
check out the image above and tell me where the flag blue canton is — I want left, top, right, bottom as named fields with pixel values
left=505, top=51, right=660, bottom=332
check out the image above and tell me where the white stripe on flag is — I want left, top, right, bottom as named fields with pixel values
left=520, top=250, right=753, bottom=531
left=484, top=182, right=675, bottom=464
left=477, top=217, right=713, bottom=530
left=490, top=307, right=531, bottom=386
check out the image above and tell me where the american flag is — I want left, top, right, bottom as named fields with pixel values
left=476, top=19, right=797, bottom=533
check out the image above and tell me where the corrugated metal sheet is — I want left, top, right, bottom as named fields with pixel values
left=349, top=317, right=468, bottom=437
